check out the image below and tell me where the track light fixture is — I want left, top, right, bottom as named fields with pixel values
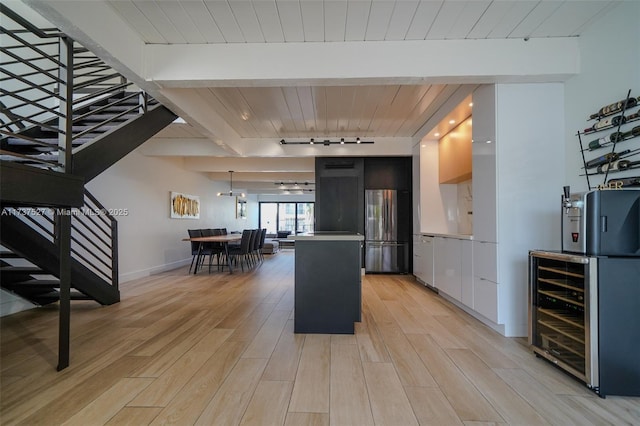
left=274, top=181, right=314, bottom=187
left=279, top=137, right=373, bottom=145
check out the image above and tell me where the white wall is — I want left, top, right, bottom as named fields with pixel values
left=87, top=149, right=258, bottom=282
left=564, top=1, right=640, bottom=192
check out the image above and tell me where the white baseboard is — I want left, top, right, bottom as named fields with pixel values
left=119, top=258, right=192, bottom=283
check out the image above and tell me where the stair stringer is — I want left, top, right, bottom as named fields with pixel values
left=73, top=104, right=177, bottom=182
left=0, top=214, right=120, bottom=305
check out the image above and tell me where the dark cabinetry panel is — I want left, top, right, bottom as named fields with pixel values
left=364, top=157, right=412, bottom=190
left=315, top=157, right=364, bottom=234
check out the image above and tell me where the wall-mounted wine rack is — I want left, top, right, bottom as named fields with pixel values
left=577, top=89, right=640, bottom=190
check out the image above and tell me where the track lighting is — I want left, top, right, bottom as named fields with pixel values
left=279, top=137, right=373, bottom=145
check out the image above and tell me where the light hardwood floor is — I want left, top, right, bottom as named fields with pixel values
left=1, top=251, right=638, bottom=425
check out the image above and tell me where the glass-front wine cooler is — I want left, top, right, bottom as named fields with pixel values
left=529, top=250, right=640, bottom=397
left=529, top=251, right=598, bottom=389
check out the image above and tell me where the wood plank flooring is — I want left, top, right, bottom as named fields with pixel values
left=1, top=251, right=638, bottom=425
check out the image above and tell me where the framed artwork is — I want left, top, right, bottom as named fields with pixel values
left=236, top=197, right=247, bottom=219
left=171, top=192, right=200, bottom=219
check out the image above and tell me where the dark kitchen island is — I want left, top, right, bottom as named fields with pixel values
left=289, top=232, right=364, bottom=334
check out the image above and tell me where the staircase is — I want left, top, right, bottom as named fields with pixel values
left=0, top=4, right=177, bottom=370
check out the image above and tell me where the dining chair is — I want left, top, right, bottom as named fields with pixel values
left=247, top=229, right=259, bottom=266
left=201, top=228, right=224, bottom=273
left=187, top=229, right=202, bottom=273
left=258, top=228, right=267, bottom=262
left=228, top=229, right=253, bottom=272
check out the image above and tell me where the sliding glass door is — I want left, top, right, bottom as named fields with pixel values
left=259, top=202, right=314, bottom=235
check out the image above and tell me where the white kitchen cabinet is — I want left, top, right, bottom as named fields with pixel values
left=433, top=237, right=446, bottom=291
left=434, top=237, right=462, bottom=302
left=413, top=235, right=424, bottom=282
left=413, top=235, right=434, bottom=287
left=472, top=84, right=497, bottom=244
left=422, top=236, right=434, bottom=287
left=473, top=276, right=498, bottom=323
left=473, top=240, right=498, bottom=322
left=468, top=83, right=564, bottom=337
left=473, top=241, right=497, bottom=283
left=461, top=240, right=473, bottom=308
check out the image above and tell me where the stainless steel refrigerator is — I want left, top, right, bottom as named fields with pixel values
left=365, top=189, right=409, bottom=273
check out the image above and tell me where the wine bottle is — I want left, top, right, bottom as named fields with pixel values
left=585, top=149, right=631, bottom=169
left=596, top=160, right=626, bottom=174
left=589, top=97, right=638, bottom=119
left=620, top=125, right=640, bottom=140
left=593, top=115, right=627, bottom=131
left=588, top=131, right=624, bottom=150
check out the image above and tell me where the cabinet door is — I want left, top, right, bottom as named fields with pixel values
left=472, top=141, right=497, bottom=243
left=413, top=237, right=424, bottom=282
left=433, top=237, right=446, bottom=290
left=473, top=241, right=497, bottom=283
left=474, top=276, right=498, bottom=323
left=422, top=236, right=434, bottom=286
left=461, top=240, right=473, bottom=307
left=471, top=85, right=497, bottom=243
left=438, top=238, right=462, bottom=301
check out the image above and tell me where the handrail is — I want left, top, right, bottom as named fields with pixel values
left=1, top=5, right=122, bottom=291
left=1, top=4, right=154, bottom=172
left=0, top=4, right=62, bottom=38
left=2, top=191, right=119, bottom=289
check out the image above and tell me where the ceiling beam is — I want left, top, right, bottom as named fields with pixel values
left=208, top=172, right=315, bottom=182
left=184, top=157, right=315, bottom=173
left=146, top=38, right=580, bottom=88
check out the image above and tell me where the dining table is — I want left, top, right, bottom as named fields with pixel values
left=182, top=234, right=242, bottom=274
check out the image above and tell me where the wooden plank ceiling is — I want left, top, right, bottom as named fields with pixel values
left=107, top=0, right=617, bottom=141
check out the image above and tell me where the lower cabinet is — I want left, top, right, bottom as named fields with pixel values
left=413, top=236, right=425, bottom=282
left=473, top=241, right=499, bottom=323
left=473, top=276, right=498, bottom=323
left=414, top=235, right=434, bottom=286
left=461, top=240, right=473, bottom=307
left=434, top=237, right=462, bottom=302
left=423, top=236, right=434, bottom=287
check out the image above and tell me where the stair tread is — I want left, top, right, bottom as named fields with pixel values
left=4, top=279, right=60, bottom=288
left=0, top=266, right=46, bottom=274
left=6, top=138, right=89, bottom=146
left=89, top=105, right=134, bottom=112
left=0, top=251, right=21, bottom=258
left=74, top=113, right=137, bottom=122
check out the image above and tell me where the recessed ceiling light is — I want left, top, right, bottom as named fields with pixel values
left=486, top=140, right=492, bottom=144
left=449, top=119, right=455, bottom=124
left=434, top=132, right=440, bottom=137
left=469, top=102, right=473, bottom=107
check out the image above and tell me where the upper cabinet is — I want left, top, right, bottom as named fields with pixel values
left=472, top=85, right=497, bottom=243
left=315, top=157, right=364, bottom=234
left=439, top=117, right=473, bottom=184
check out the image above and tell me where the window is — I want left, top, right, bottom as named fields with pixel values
left=259, top=202, right=314, bottom=235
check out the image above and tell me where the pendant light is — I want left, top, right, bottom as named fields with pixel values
left=217, top=170, right=245, bottom=197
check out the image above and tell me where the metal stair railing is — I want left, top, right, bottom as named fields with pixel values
left=1, top=188, right=119, bottom=292
left=0, top=3, right=153, bottom=170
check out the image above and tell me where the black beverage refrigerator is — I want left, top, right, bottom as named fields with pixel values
left=529, top=188, right=640, bottom=397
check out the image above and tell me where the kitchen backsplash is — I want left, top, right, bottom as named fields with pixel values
left=457, top=180, right=473, bottom=235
